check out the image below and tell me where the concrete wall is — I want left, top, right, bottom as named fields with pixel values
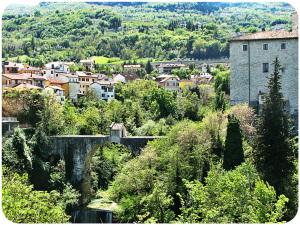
left=230, top=38, right=298, bottom=114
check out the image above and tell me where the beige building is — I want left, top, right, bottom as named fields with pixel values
left=77, top=72, right=98, bottom=95
left=230, top=16, right=298, bottom=116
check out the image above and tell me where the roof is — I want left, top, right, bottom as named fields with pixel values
left=14, top=83, right=42, bottom=90
left=48, top=78, right=68, bottom=84
left=124, top=64, right=141, bottom=68
left=160, top=76, right=180, bottom=83
left=77, top=72, right=98, bottom=78
left=92, top=80, right=115, bottom=86
left=159, top=63, right=186, bottom=67
left=4, top=62, right=24, bottom=69
left=46, top=85, right=65, bottom=91
left=110, top=122, right=125, bottom=130
left=231, top=30, right=298, bottom=41
left=3, top=73, right=29, bottom=80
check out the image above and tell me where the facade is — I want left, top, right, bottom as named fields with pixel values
left=230, top=29, right=298, bottom=116
left=2, top=73, right=46, bottom=88
left=90, top=80, right=115, bottom=101
left=63, top=74, right=80, bottom=101
left=123, top=64, right=141, bottom=72
left=158, top=63, right=186, bottom=74
left=191, top=73, right=213, bottom=84
left=44, top=86, right=65, bottom=103
left=45, top=61, right=73, bottom=73
left=3, top=62, right=24, bottom=74
left=109, top=122, right=127, bottom=143
left=156, top=75, right=180, bottom=91
left=113, top=74, right=126, bottom=83
left=77, top=72, right=98, bottom=95
left=45, top=78, right=69, bottom=98
left=80, top=59, right=95, bottom=71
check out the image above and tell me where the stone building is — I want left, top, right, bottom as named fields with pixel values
left=230, top=13, right=298, bottom=118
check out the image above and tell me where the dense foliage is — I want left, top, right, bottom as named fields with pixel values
left=2, top=167, right=71, bottom=223
left=2, top=2, right=293, bottom=65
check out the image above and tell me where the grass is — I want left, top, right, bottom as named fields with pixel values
left=92, top=56, right=157, bottom=65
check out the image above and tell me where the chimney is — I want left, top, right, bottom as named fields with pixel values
left=292, top=11, right=298, bottom=32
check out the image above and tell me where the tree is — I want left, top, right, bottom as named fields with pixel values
left=2, top=128, right=32, bottom=172
left=38, top=95, right=65, bottom=135
left=178, top=163, right=288, bottom=223
left=2, top=167, right=70, bottom=223
left=253, top=57, right=295, bottom=218
left=223, top=115, right=244, bottom=170
left=214, top=86, right=226, bottom=112
left=145, top=60, right=153, bottom=74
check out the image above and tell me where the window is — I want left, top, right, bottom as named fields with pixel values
left=102, top=94, right=105, bottom=97
left=263, top=63, right=269, bottom=73
left=281, top=43, right=286, bottom=49
left=79, top=78, right=81, bottom=81
left=92, top=79, right=95, bottom=82
left=280, top=67, right=286, bottom=73
left=263, top=43, right=268, bottom=50
left=82, top=78, right=85, bottom=81
left=51, top=70, right=54, bottom=74
left=243, top=44, right=248, bottom=51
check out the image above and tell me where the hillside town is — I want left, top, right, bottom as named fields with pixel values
left=2, top=60, right=220, bottom=103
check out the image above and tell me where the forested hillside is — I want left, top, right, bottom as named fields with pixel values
left=2, top=2, right=294, bottom=65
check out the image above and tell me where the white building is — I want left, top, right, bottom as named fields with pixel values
left=90, top=80, right=115, bottom=101
left=63, top=74, right=80, bottom=102
left=44, top=61, right=73, bottom=74
left=156, top=74, right=180, bottom=91
left=230, top=12, right=298, bottom=117
left=113, top=74, right=126, bottom=83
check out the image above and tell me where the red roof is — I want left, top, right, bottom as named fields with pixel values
left=3, top=74, right=30, bottom=80
left=48, top=78, right=68, bottom=84
left=3, top=73, right=47, bottom=80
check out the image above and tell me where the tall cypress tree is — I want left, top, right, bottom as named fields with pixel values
left=223, top=114, right=244, bottom=170
left=254, top=57, right=294, bottom=195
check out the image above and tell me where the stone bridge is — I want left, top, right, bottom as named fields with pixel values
left=47, top=123, right=163, bottom=204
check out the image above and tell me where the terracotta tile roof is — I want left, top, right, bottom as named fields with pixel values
left=231, top=30, right=298, bottom=41
left=3, top=74, right=30, bottom=80
left=3, top=73, right=46, bottom=80
left=48, top=78, right=68, bottom=84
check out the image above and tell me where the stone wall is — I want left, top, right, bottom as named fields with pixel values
left=230, top=38, right=298, bottom=114
left=48, top=135, right=163, bottom=204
